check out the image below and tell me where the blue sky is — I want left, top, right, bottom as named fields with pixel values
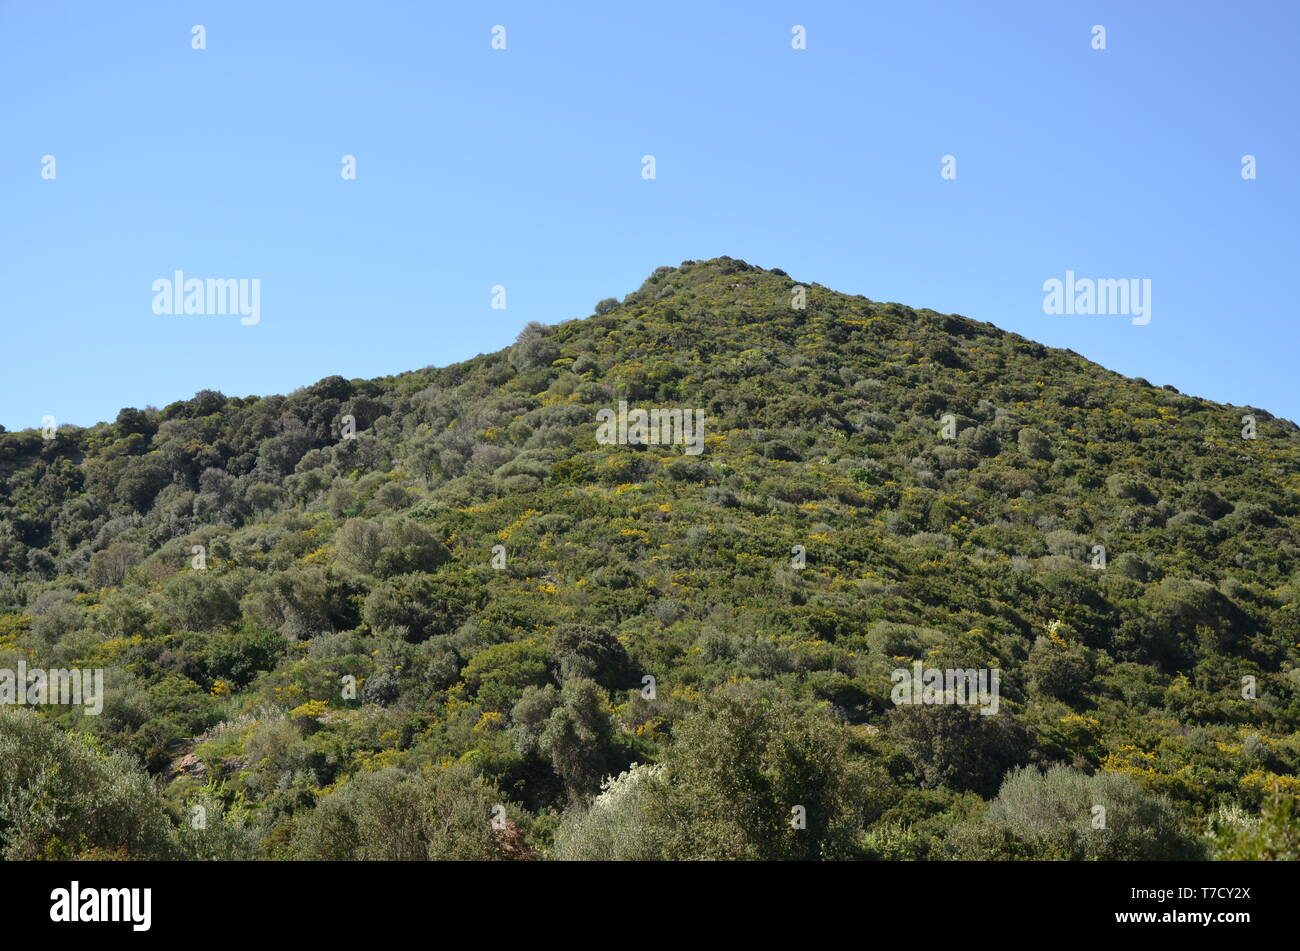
left=3, top=0, right=1297, bottom=430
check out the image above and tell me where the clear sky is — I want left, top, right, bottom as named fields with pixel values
left=3, top=0, right=1297, bottom=430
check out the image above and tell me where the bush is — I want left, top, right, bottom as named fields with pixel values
left=207, top=627, right=288, bottom=688
left=160, top=570, right=240, bottom=632
left=363, top=572, right=475, bottom=642
left=1106, top=473, right=1156, bottom=504
left=552, top=763, right=666, bottom=860
left=547, top=623, right=633, bottom=687
left=1210, top=793, right=1300, bottom=860
left=949, top=764, right=1205, bottom=860
left=336, top=518, right=450, bottom=578
left=88, top=541, right=144, bottom=588
left=888, top=702, right=1034, bottom=797
left=465, top=641, right=552, bottom=712
left=1026, top=636, right=1093, bottom=702
left=642, top=688, right=887, bottom=859
left=1112, top=551, right=1157, bottom=581
left=957, top=425, right=1000, bottom=456
left=509, top=323, right=559, bottom=372
left=0, top=709, right=177, bottom=859
left=1044, top=529, right=1089, bottom=560
left=866, top=621, right=944, bottom=658
left=548, top=680, right=622, bottom=790
left=176, top=792, right=263, bottom=860
left=1017, top=427, right=1053, bottom=460
left=292, top=763, right=513, bottom=860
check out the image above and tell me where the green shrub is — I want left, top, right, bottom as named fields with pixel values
left=292, top=763, right=512, bottom=860
left=0, top=709, right=177, bottom=859
left=949, top=764, right=1205, bottom=860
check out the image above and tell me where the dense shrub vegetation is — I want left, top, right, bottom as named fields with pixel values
left=1, top=257, right=1298, bottom=860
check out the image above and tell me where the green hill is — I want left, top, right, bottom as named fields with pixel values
left=2, top=256, right=1299, bottom=860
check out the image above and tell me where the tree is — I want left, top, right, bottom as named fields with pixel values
left=509, top=323, right=559, bottom=371
left=1026, top=635, right=1093, bottom=702
left=88, top=540, right=144, bottom=588
left=888, top=702, right=1034, bottom=797
left=537, top=678, right=624, bottom=804
left=643, top=688, right=887, bottom=859
left=547, top=623, right=633, bottom=687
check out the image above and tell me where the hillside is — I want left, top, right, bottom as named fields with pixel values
left=2, top=256, right=1299, bottom=861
